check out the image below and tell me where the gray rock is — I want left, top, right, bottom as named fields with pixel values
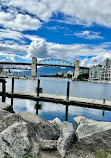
left=50, top=117, right=62, bottom=128
left=40, top=139, right=57, bottom=149
left=0, top=110, right=24, bottom=133
left=0, top=110, right=11, bottom=120
left=74, top=116, right=111, bottom=150
left=57, top=122, right=76, bottom=158
left=19, top=112, right=60, bottom=140
left=0, top=102, right=13, bottom=113
left=0, top=122, right=40, bottom=158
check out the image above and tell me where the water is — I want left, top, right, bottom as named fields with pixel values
left=3, top=77, right=111, bottom=127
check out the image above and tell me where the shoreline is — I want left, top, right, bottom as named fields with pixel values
left=88, top=80, right=111, bottom=84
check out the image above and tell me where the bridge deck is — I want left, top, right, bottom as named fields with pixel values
left=1, top=90, right=111, bottom=111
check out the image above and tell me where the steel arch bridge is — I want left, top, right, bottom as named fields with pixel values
left=38, top=59, right=73, bottom=67
left=0, top=58, right=89, bottom=70
left=0, top=58, right=74, bottom=70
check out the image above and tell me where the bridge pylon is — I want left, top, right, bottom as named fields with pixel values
left=31, top=57, right=37, bottom=77
left=72, top=60, right=80, bottom=80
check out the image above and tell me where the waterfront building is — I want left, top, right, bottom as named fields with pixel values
left=104, top=58, right=111, bottom=68
left=57, top=71, right=63, bottom=76
left=0, top=66, right=4, bottom=74
left=89, top=64, right=102, bottom=80
left=89, top=58, right=111, bottom=81
left=64, top=71, right=73, bottom=77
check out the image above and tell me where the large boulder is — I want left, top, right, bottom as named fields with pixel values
left=0, top=102, right=13, bottom=112
left=49, top=117, right=62, bottom=128
left=19, top=112, right=60, bottom=140
left=0, top=110, right=25, bottom=133
left=40, top=139, right=57, bottom=150
left=57, top=122, right=76, bottom=158
left=0, top=110, right=11, bottom=120
left=74, top=116, right=111, bottom=150
left=0, top=122, right=40, bottom=158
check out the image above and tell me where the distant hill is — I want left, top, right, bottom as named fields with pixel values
left=11, top=67, right=73, bottom=76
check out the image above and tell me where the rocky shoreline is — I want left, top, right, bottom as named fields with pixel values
left=0, top=102, right=111, bottom=158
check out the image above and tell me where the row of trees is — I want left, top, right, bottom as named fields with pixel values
left=77, top=73, right=89, bottom=80
left=53, top=73, right=89, bottom=80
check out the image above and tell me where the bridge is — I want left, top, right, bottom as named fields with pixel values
left=0, top=57, right=89, bottom=79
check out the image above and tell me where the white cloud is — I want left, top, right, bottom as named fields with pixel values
left=0, top=42, right=28, bottom=61
left=0, top=11, right=42, bottom=31
left=74, top=31, right=103, bottom=40
left=1, top=0, right=111, bottom=35
left=0, top=29, right=44, bottom=44
left=80, top=53, right=111, bottom=67
left=0, top=43, right=27, bottom=54
left=0, top=52, right=22, bottom=61
left=26, top=39, right=48, bottom=59
left=53, top=16, right=90, bottom=26
left=0, top=36, right=111, bottom=65
left=0, top=27, right=110, bottom=65
left=5, top=0, right=111, bottom=27
left=0, top=29, right=23, bottom=41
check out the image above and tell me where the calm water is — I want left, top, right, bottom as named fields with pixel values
left=3, top=77, right=111, bottom=126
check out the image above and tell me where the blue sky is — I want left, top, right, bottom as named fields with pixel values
left=0, top=0, right=111, bottom=66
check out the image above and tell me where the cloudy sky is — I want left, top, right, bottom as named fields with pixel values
left=1, top=0, right=111, bottom=66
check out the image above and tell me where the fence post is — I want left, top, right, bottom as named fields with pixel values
left=65, top=105, right=68, bottom=121
left=11, top=77, right=14, bottom=107
left=2, top=80, right=6, bottom=102
left=66, top=81, right=70, bottom=100
left=37, top=79, right=40, bottom=97
left=103, top=99, right=105, bottom=104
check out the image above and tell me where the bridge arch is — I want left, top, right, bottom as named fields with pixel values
left=38, top=59, right=73, bottom=67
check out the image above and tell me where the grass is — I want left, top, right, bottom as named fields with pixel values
left=25, top=156, right=39, bottom=158
left=25, top=157, right=38, bottom=158
left=94, top=149, right=111, bottom=158
left=25, top=155, right=39, bottom=158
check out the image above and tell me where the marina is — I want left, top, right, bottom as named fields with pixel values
left=0, top=77, right=111, bottom=126
left=1, top=90, right=111, bottom=111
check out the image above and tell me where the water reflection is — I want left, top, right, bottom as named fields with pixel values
left=3, top=78, right=111, bottom=127
left=102, top=110, right=105, bottom=116
left=34, top=101, right=42, bottom=115
left=4, top=97, right=111, bottom=127
left=65, top=105, right=68, bottom=121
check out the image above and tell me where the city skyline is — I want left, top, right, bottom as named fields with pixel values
left=0, top=0, right=111, bottom=67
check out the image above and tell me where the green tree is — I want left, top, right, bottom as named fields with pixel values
left=77, top=73, right=89, bottom=81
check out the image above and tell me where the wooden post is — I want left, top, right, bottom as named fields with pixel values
left=65, top=105, right=68, bottom=121
left=103, top=99, right=105, bottom=104
left=102, top=110, right=105, bottom=116
left=37, top=79, right=40, bottom=97
left=35, top=102, right=38, bottom=115
left=66, top=81, right=70, bottom=100
left=11, top=77, right=14, bottom=107
left=2, top=80, right=6, bottom=102
left=11, top=77, right=14, bottom=94
left=36, top=79, right=40, bottom=115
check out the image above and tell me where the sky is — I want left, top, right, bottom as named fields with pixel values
left=1, top=0, right=111, bottom=67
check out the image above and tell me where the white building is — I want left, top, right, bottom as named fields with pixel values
left=57, top=71, right=63, bottom=76
left=89, top=58, right=111, bottom=81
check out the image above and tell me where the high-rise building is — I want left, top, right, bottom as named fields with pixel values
left=89, top=58, right=111, bottom=81
left=104, top=58, right=111, bottom=68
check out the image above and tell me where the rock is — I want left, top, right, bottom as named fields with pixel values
left=50, top=117, right=62, bottom=128
left=74, top=116, right=95, bottom=130
left=0, top=110, right=11, bottom=120
left=0, top=110, right=24, bottom=133
left=57, top=122, right=76, bottom=158
left=19, top=112, right=60, bottom=140
left=0, top=122, right=40, bottom=158
left=74, top=116, right=111, bottom=150
left=0, top=102, right=13, bottom=113
left=40, top=139, right=57, bottom=149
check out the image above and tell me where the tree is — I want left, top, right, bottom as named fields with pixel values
left=77, top=73, right=89, bottom=81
